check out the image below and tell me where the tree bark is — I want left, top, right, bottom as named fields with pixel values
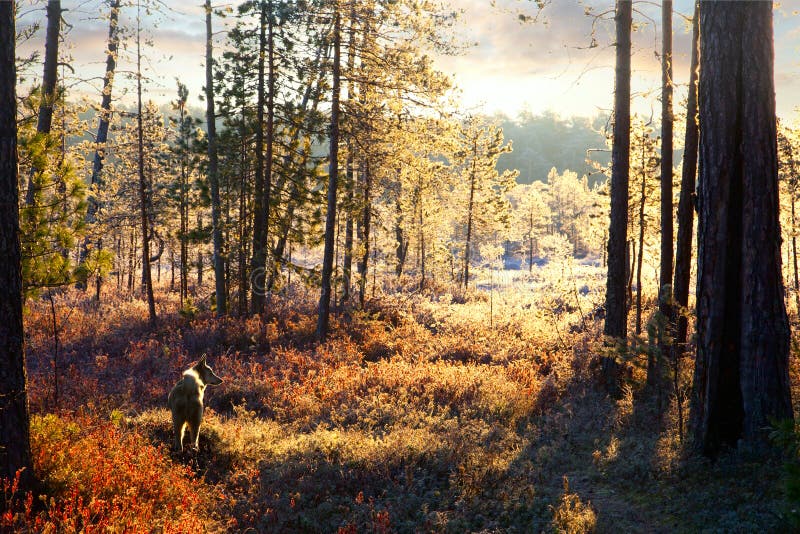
left=0, top=0, right=34, bottom=488
left=659, top=0, right=674, bottom=305
left=250, top=0, right=274, bottom=315
left=136, top=2, right=156, bottom=325
left=80, top=0, right=120, bottom=282
left=635, top=163, right=645, bottom=336
left=205, top=0, right=226, bottom=315
left=464, top=144, right=478, bottom=289
left=692, top=1, right=792, bottom=455
left=603, top=0, right=632, bottom=342
left=673, top=2, right=699, bottom=348
left=358, top=160, right=372, bottom=308
left=341, top=163, right=354, bottom=305
left=317, top=9, right=342, bottom=341
left=25, top=0, right=61, bottom=207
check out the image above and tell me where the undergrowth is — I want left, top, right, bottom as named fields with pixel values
left=10, top=272, right=798, bottom=532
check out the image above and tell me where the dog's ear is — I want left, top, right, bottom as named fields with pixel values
left=198, top=354, right=207, bottom=366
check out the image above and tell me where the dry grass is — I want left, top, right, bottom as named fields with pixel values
left=6, top=270, right=797, bottom=532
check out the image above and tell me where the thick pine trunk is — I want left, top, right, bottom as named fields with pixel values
left=317, top=10, right=342, bottom=341
left=0, top=1, right=34, bottom=488
left=603, top=0, right=632, bottom=341
left=205, top=0, right=226, bottom=315
left=673, top=2, right=699, bottom=348
left=693, top=1, right=792, bottom=455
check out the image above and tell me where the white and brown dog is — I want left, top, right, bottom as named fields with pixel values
left=167, top=355, right=223, bottom=451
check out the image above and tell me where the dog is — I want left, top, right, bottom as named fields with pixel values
left=168, top=354, right=223, bottom=451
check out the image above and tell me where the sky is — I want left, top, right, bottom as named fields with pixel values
left=15, top=0, right=800, bottom=121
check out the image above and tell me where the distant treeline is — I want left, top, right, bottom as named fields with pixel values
left=493, top=111, right=610, bottom=186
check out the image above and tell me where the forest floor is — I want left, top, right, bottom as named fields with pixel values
left=5, top=265, right=799, bottom=532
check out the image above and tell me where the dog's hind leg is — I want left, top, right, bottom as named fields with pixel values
left=172, top=416, right=186, bottom=451
left=187, top=405, right=203, bottom=451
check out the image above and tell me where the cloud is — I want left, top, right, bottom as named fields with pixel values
left=16, top=0, right=800, bottom=120
left=431, top=0, right=800, bottom=119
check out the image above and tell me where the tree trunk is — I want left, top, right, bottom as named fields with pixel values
left=25, top=0, right=61, bottom=207
left=636, top=166, right=645, bottom=336
left=692, top=1, right=792, bottom=456
left=793, top=191, right=800, bottom=313
left=250, top=1, right=271, bottom=315
left=604, top=0, right=632, bottom=342
left=0, top=1, right=34, bottom=487
left=128, top=227, right=135, bottom=295
left=528, top=208, right=534, bottom=273
left=237, top=121, right=248, bottom=316
left=419, top=179, right=426, bottom=291
left=464, top=150, right=477, bottom=289
left=80, top=0, right=120, bottom=284
left=205, top=0, right=226, bottom=315
left=394, top=192, right=407, bottom=277
left=317, top=9, right=342, bottom=341
left=673, top=2, right=699, bottom=348
left=340, top=10, right=358, bottom=307
left=136, top=3, right=156, bottom=325
left=358, top=161, right=372, bottom=308
left=659, top=0, right=674, bottom=306
left=342, top=174, right=354, bottom=305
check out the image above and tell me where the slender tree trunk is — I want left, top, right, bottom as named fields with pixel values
left=419, top=186, right=426, bottom=291
left=604, top=0, right=632, bottom=342
left=0, top=1, right=34, bottom=488
left=659, top=0, right=674, bottom=305
left=170, top=246, right=175, bottom=292
left=636, top=167, right=645, bottom=336
left=25, top=0, right=61, bottom=207
left=340, top=9, right=358, bottom=307
left=205, top=0, right=226, bottom=315
left=116, top=235, right=121, bottom=288
left=250, top=1, right=268, bottom=314
left=464, top=151, right=477, bottom=289
left=269, top=186, right=298, bottom=292
left=128, top=227, right=135, bottom=294
left=650, top=0, right=674, bottom=390
left=673, top=2, right=699, bottom=347
left=358, top=160, right=372, bottom=308
left=238, top=125, right=248, bottom=316
left=179, top=130, right=189, bottom=308
left=317, top=9, right=342, bottom=341
left=528, top=208, right=534, bottom=273
left=136, top=2, right=156, bottom=325
left=793, top=192, right=800, bottom=313
left=342, top=173, right=354, bottom=304
left=80, top=0, right=120, bottom=283
left=693, top=1, right=792, bottom=455
left=250, top=0, right=273, bottom=314
left=197, top=252, right=203, bottom=288
left=395, top=191, right=407, bottom=277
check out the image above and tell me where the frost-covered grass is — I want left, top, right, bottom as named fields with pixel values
left=6, top=275, right=795, bottom=532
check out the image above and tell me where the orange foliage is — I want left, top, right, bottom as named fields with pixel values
left=2, top=413, right=217, bottom=533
